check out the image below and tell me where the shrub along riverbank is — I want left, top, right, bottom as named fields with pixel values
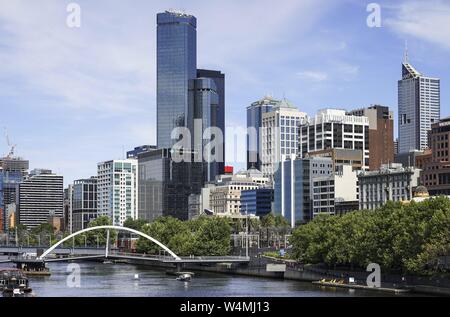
left=290, top=197, right=450, bottom=276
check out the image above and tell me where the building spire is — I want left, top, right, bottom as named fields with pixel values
left=403, top=40, right=409, bottom=64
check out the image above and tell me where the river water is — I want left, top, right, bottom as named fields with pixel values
left=12, top=261, right=404, bottom=297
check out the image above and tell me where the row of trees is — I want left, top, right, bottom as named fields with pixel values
left=134, top=216, right=232, bottom=256
left=13, top=216, right=116, bottom=247
left=290, top=197, right=450, bottom=276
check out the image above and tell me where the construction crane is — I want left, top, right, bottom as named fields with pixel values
left=4, top=128, right=17, bottom=159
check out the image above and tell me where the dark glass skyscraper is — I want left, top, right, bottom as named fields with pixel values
left=197, top=69, right=226, bottom=177
left=157, top=10, right=197, bottom=149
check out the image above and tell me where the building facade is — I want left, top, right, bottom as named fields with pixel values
left=137, top=148, right=202, bottom=221
left=18, top=169, right=64, bottom=229
left=358, top=163, right=421, bottom=210
left=274, top=156, right=333, bottom=227
left=311, top=165, right=359, bottom=217
left=240, top=188, right=274, bottom=217
left=197, top=69, right=226, bottom=177
left=127, top=145, right=157, bottom=159
left=71, top=177, right=98, bottom=232
left=421, top=117, right=450, bottom=195
left=208, top=168, right=269, bottom=216
left=97, top=159, right=138, bottom=226
left=348, top=105, right=394, bottom=170
left=157, top=10, right=197, bottom=149
left=247, top=96, right=279, bottom=170
left=261, top=99, right=307, bottom=179
left=398, top=58, right=440, bottom=153
left=0, top=157, right=29, bottom=231
left=299, top=109, right=370, bottom=169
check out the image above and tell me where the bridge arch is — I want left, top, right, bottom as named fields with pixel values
left=38, top=225, right=181, bottom=261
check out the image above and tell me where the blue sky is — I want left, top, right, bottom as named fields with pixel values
left=1, top=0, right=450, bottom=185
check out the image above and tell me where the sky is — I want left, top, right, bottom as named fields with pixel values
left=1, top=0, right=450, bottom=186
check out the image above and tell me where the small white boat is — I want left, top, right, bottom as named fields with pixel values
left=103, top=260, right=113, bottom=264
left=176, top=273, right=193, bottom=282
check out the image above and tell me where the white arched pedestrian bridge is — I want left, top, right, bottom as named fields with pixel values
left=39, top=225, right=181, bottom=261
left=35, top=226, right=250, bottom=265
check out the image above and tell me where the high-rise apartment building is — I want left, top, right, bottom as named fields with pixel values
left=348, top=105, right=395, bottom=170
left=72, top=177, right=98, bottom=232
left=247, top=96, right=280, bottom=170
left=18, top=169, right=63, bottom=229
left=261, top=99, right=307, bottom=179
left=398, top=56, right=440, bottom=153
left=299, top=109, right=370, bottom=169
left=97, top=159, right=138, bottom=226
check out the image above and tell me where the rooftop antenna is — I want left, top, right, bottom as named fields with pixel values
left=404, top=40, right=409, bottom=64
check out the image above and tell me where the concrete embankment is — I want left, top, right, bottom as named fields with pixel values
left=122, top=257, right=450, bottom=296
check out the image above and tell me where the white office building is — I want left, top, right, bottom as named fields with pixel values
left=299, top=109, right=370, bottom=169
left=398, top=56, right=440, bottom=153
left=261, top=99, right=307, bottom=179
left=97, top=159, right=138, bottom=226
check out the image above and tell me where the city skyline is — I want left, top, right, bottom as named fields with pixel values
left=1, top=0, right=450, bottom=185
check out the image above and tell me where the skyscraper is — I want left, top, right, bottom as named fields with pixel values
left=157, top=10, right=197, bottom=149
left=197, top=69, right=226, bottom=177
left=247, top=96, right=280, bottom=170
left=398, top=54, right=440, bottom=153
left=261, top=99, right=307, bottom=179
left=97, top=159, right=138, bottom=226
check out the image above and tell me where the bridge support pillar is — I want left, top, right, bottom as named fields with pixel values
left=176, top=263, right=183, bottom=272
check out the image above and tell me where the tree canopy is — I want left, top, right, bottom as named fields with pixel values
left=290, top=197, right=450, bottom=276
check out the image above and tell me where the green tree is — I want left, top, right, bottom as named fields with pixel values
left=123, top=218, right=148, bottom=231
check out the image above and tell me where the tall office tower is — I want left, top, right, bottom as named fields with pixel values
left=421, top=117, right=450, bottom=195
left=247, top=96, right=280, bottom=170
left=299, top=109, right=370, bottom=169
left=348, top=105, right=395, bottom=170
left=71, top=177, right=98, bottom=232
left=17, top=169, right=63, bottom=229
left=97, top=159, right=138, bottom=226
left=0, top=157, right=29, bottom=231
left=157, top=10, right=197, bottom=149
left=261, top=99, right=307, bottom=179
left=398, top=54, right=440, bottom=153
left=191, top=77, right=220, bottom=183
left=137, top=148, right=198, bottom=221
left=197, top=69, right=226, bottom=177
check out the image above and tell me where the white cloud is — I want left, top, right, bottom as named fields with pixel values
left=384, top=0, right=450, bottom=51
